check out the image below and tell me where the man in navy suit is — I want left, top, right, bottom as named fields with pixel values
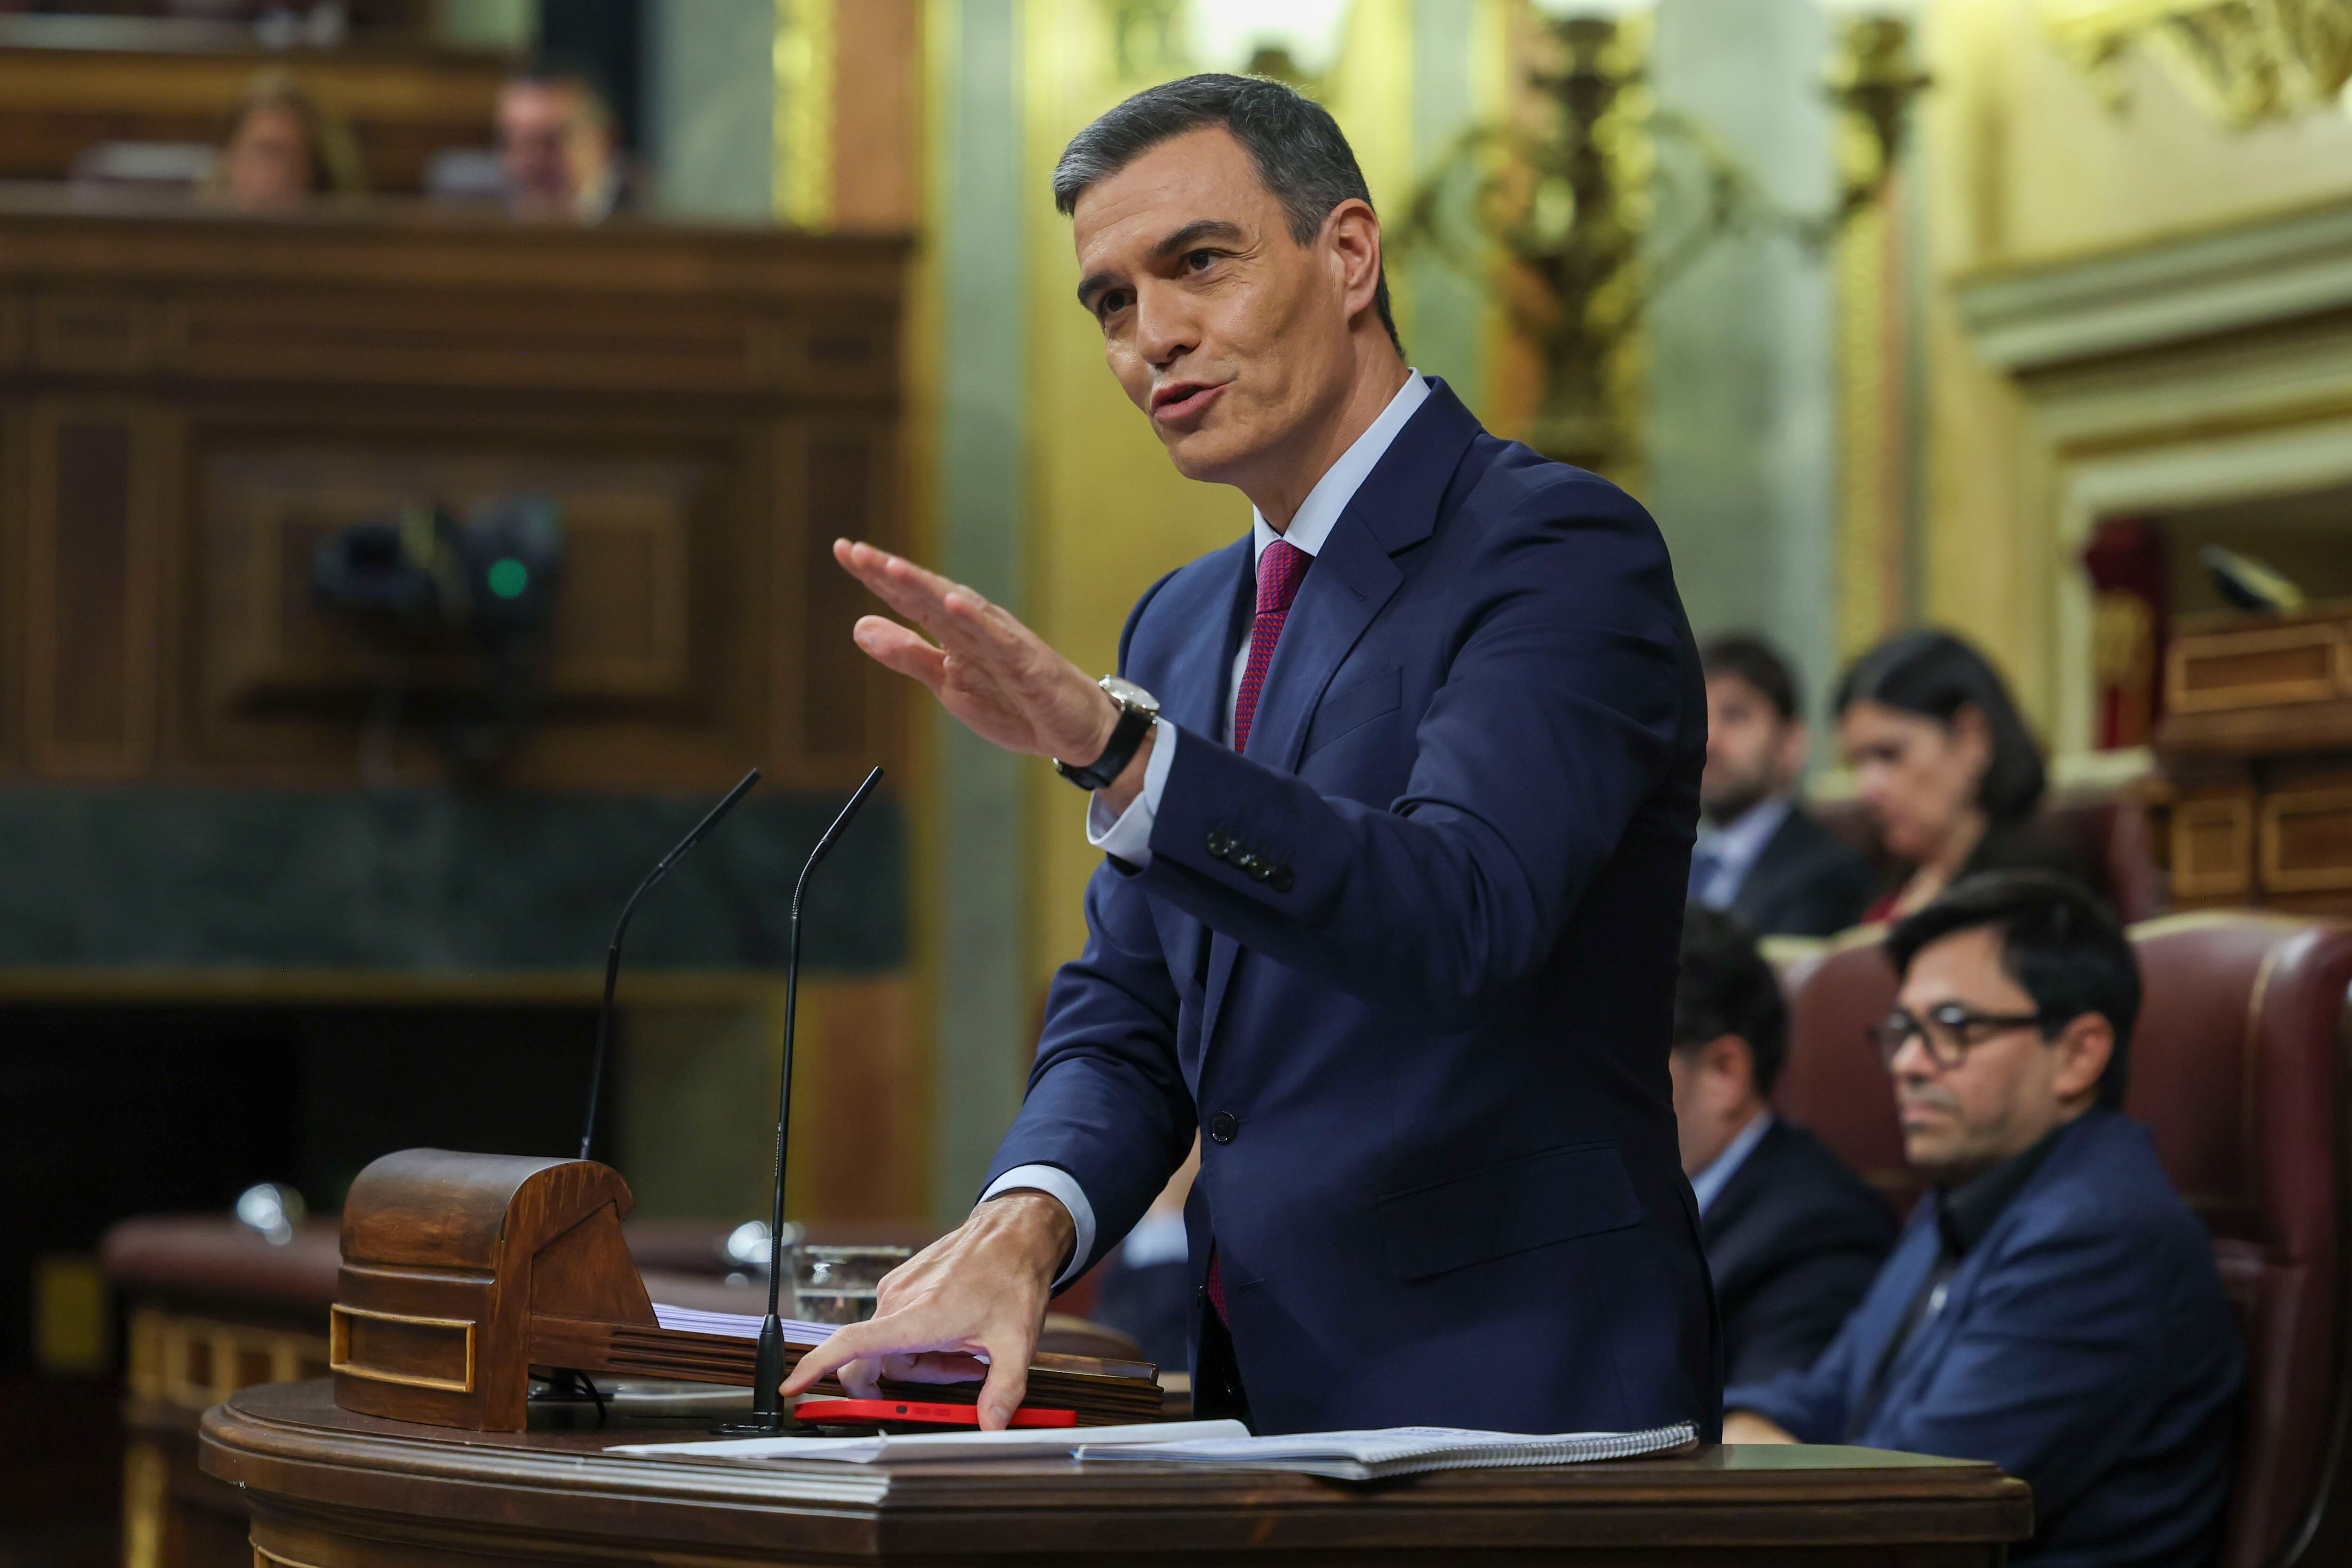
left=785, top=73, right=1714, bottom=1437
left=1671, top=906, right=1894, bottom=1384
left=1690, top=635, right=1873, bottom=938
left=1725, top=872, right=2241, bottom=1565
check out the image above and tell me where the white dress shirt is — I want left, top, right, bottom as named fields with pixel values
left=1690, top=795, right=1792, bottom=910
left=982, top=371, right=1432, bottom=1283
left=1689, top=1109, right=1773, bottom=1217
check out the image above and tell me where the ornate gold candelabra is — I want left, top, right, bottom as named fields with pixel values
left=1404, top=7, right=1930, bottom=476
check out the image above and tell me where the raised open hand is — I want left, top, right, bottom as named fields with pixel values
left=834, top=539, right=1118, bottom=765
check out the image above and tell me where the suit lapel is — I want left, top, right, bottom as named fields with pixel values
left=1160, top=543, right=1252, bottom=1003
left=1699, top=1120, right=1779, bottom=1247
left=1245, top=380, right=1481, bottom=773
left=1195, top=381, right=1483, bottom=1059
left=1159, top=538, right=1252, bottom=741
left=1732, top=812, right=1812, bottom=926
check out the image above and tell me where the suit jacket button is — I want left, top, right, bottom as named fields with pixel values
left=1208, top=1112, right=1238, bottom=1144
left=1248, top=860, right=1274, bottom=883
left=1270, top=865, right=1295, bottom=892
left=1205, top=830, right=1231, bottom=860
left=1231, top=848, right=1258, bottom=873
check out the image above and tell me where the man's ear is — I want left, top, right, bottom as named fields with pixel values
left=2048, top=1012, right=2115, bottom=1106
left=1322, top=198, right=1383, bottom=319
left=1701, top=1033, right=1756, bottom=1101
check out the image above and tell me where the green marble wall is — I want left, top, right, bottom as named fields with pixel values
left=0, top=788, right=903, bottom=972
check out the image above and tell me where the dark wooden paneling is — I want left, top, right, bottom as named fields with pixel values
left=803, top=432, right=879, bottom=761
left=29, top=406, right=155, bottom=776
left=0, top=197, right=911, bottom=792
left=0, top=46, right=505, bottom=195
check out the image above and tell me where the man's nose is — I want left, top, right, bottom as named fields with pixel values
left=1134, top=280, right=1199, bottom=368
left=1888, top=1030, right=1939, bottom=1082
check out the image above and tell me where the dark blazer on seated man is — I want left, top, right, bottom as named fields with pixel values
left=1693, top=636, right=1873, bottom=938
left=1730, top=807, right=1875, bottom=939
left=1703, top=1121, right=1895, bottom=1385
left=1673, top=907, right=1895, bottom=1385
left=1725, top=875, right=2241, bottom=1567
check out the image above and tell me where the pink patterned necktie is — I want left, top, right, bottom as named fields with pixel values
left=1206, top=538, right=1313, bottom=1327
left=1231, top=538, right=1313, bottom=754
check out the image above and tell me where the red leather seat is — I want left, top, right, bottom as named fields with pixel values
left=1772, top=912, right=2352, bottom=1566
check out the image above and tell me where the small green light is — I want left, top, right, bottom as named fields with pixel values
left=487, top=558, right=529, bottom=599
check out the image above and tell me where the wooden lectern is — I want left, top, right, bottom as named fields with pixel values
left=330, top=1149, right=1161, bottom=1431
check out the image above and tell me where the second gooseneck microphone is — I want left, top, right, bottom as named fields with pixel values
left=732, top=764, right=883, bottom=1433
left=578, top=767, right=764, bottom=1162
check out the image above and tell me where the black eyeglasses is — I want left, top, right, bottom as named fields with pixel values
left=1867, top=1003, right=2050, bottom=1071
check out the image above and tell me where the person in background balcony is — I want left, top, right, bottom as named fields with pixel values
left=1835, top=630, right=2103, bottom=924
left=206, top=71, right=366, bottom=213
left=1672, top=906, right=1894, bottom=1384
left=1692, top=634, right=1873, bottom=937
left=497, top=71, right=623, bottom=223
left=1724, top=871, right=2240, bottom=1567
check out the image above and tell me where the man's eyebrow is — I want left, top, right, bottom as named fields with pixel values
left=1075, top=219, right=1248, bottom=310
left=1149, top=218, right=1244, bottom=259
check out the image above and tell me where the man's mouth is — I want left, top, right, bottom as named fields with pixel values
left=1150, top=381, right=1224, bottom=422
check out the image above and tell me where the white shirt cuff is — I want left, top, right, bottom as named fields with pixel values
left=1085, top=717, right=1176, bottom=869
left=979, top=1163, right=1097, bottom=1288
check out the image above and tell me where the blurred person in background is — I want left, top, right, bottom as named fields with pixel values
left=206, top=71, right=366, bottom=212
left=1835, top=630, right=2102, bottom=923
left=1724, top=872, right=2240, bottom=1568
left=1693, top=634, right=1873, bottom=937
left=497, top=71, right=621, bottom=223
left=1673, top=906, right=1895, bottom=1384
left=1088, top=1139, right=1199, bottom=1372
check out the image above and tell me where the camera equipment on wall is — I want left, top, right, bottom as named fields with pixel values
left=311, top=493, right=564, bottom=782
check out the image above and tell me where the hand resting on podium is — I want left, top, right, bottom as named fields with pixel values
left=1720, top=1411, right=1798, bottom=1444
left=779, top=1190, right=1077, bottom=1431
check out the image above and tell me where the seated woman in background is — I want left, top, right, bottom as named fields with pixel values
left=1836, top=629, right=2105, bottom=922
left=206, top=72, right=366, bottom=213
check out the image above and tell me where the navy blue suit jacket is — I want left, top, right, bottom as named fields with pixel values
left=1727, top=1108, right=2242, bottom=1567
left=984, top=381, right=1717, bottom=1437
left=1704, top=1118, right=1896, bottom=1385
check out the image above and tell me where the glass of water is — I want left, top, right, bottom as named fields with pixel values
left=792, top=1244, right=908, bottom=1325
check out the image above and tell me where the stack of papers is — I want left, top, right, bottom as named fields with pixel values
left=609, top=1420, right=1247, bottom=1463
left=651, top=1303, right=838, bottom=1344
left=609, top=1419, right=1697, bottom=1480
left=1077, top=1422, right=1699, bottom=1480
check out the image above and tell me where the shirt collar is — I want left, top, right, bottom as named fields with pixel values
left=1696, top=795, right=1792, bottom=862
left=1932, top=1111, right=2090, bottom=1256
left=1690, top=1109, right=1773, bottom=1216
left=1250, top=371, right=1430, bottom=563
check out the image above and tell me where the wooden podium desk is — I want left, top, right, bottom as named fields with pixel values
left=202, top=1382, right=2032, bottom=1566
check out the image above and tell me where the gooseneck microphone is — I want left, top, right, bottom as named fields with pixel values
left=578, top=767, right=763, bottom=1162
left=728, top=764, right=883, bottom=1433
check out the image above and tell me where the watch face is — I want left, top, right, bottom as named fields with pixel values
left=1100, top=676, right=1160, bottom=717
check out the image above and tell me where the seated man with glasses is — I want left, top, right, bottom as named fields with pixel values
left=1722, top=871, right=2241, bottom=1567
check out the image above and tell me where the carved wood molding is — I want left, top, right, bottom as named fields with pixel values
left=2043, top=0, right=2352, bottom=129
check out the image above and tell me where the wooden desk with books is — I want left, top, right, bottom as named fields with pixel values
left=203, top=1380, right=2032, bottom=1567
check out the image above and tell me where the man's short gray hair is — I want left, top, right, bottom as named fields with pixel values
left=1052, top=73, right=1400, bottom=353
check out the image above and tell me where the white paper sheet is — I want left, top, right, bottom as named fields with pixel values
left=1073, top=1421, right=1700, bottom=1480
left=650, top=1302, right=839, bottom=1344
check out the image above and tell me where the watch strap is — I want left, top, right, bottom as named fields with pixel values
left=1055, top=700, right=1154, bottom=791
